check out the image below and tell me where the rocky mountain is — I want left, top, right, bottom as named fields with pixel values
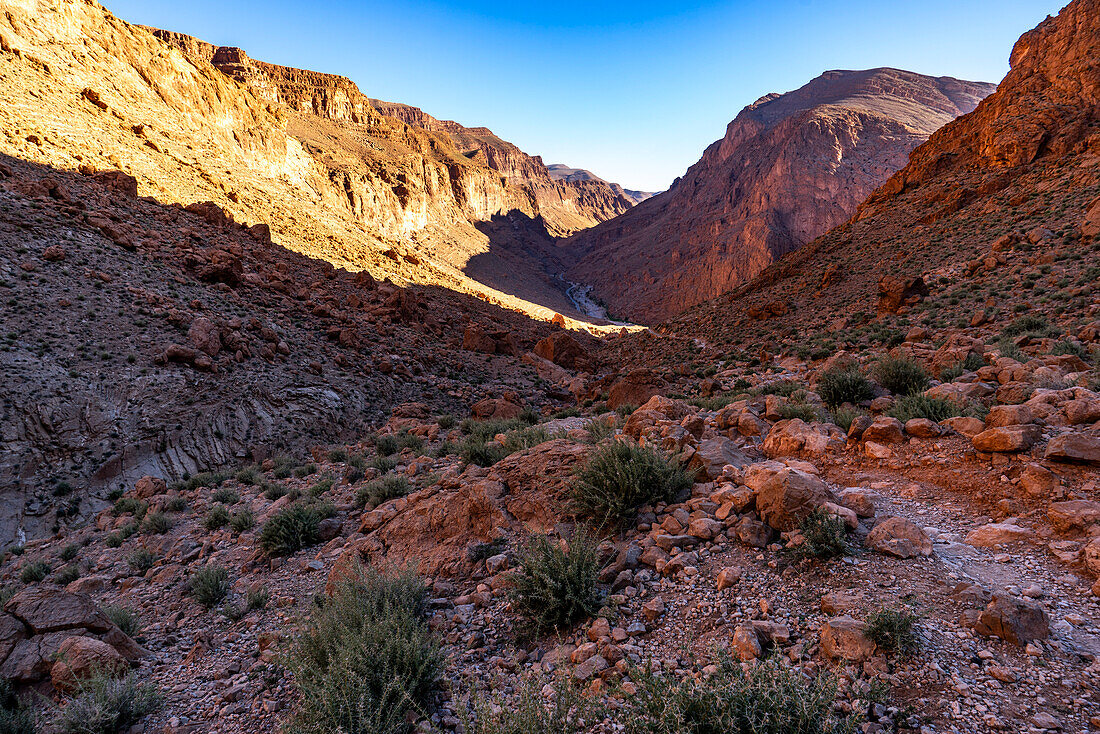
left=566, top=69, right=996, bottom=323
left=546, top=163, right=656, bottom=205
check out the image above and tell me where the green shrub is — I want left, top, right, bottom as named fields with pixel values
left=460, top=425, right=550, bottom=468
left=1002, top=313, right=1056, bottom=339
left=246, top=586, right=270, bottom=611
left=20, top=561, right=50, bottom=584
left=0, top=677, right=35, bottom=734
left=375, top=431, right=423, bottom=457
left=104, top=534, right=124, bottom=549
left=229, top=508, right=255, bottom=533
left=235, top=466, right=260, bottom=486
left=831, top=406, right=865, bottom=433
left=203, top=505, right=230, bottom=531
left=789, top=509, right=847, bottom=561
left=327, top=449, right=348, bottom=463
left=283, top=566, right=442, bottom=734
left=102, top=606, right=142, bottom=638
left=259, top=505, right=324, bottom=556
left=309, top=478, right=335, bottom=498
left=111, top=498, right=145, bottom=517
left=356, top=476, right=410, bottom=509
left=817, top=369, right=873, bottom=409
left=511, top=530, right=602, bottom=635
left=1051, top=340, right=1089, bottom=359
left=777, top=401, right=819, bottom=422
left=888, top=395, right=959, bottom=423
left=126, top=549, right=156, bottom=573
left=293, top=464, right=318, bottom=478
left=189, top=564, right=230, bottom=608
left=51, top=672, right=160, bottom=734
left=865, top=606, right=919, bottom=655
left=54, top=565, right=80, bottom=586
left=996, top=336, right=1027, bottom=362
left=584, top=418, right=616, bottom=444
left=757, top=380, right=802, bottom=397
left=571, top=441, right=692, bottom=527
left=436, top=414, right=456, bottom=429
left=163, top=496, right=187, bottom=513
left=211, top=487, right=239, bottom=505
left=264, top=484, right=289, bottom=501
left=141, top=512, right=172, bottom=535
left=617, top=655, right=857, bottom=734
left=460, top=674, right=595, bottom=734
left=370, top=456, right=398, bottom=473
left=872, top=356, right=929, bottom=396
left=59, top=543, right=80, bottom=562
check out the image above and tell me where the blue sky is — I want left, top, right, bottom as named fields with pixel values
left=104, top=0, right=1064, bottom=192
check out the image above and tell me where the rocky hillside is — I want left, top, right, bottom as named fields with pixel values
left=546, top=163, right=657, bottom=205
left=567, top=69, right=996, bottom=323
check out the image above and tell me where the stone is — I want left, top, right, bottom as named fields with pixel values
left=972, top=425, right=1041, bottom=453
left=836, top=488, right=876, bottom=518
left=688, top=438, right=749, bottom=480
left=941, top=416, right=985, bottom=437
left=1019, top=464, right=1055, bottom=496
left=533, top=331, right=588, bottom=370
left=820, top=590, right=859, bottom=616
left=715, top=566, right=741, bottom=590
left=762, top=419, right=843, bottom=458
left=1083, top=537, right=1100, bottom=576
left=904, top=418, right=941, bottom=438
left=1064, top=399, right=1100, bottom=425
left=866, top=516, right=932, bottom=558
left=820, top=616, right=875, bottom=662
left=188, top=317, right=221, bottom=357
left=1047, top=500, right=1100, bottom=534
left=4, top=588, right=111, bottom=634
left=862, top=416, right=904, bottom=444
left=974, top=593, right=1049, bottom=645
left=985, top=404, right=1034, bottom=427
left=731, top=625, right=761, bottom=661
left=1044, top=433, right=1100, bottom=463
left=50, top=635, right=128, bottom=692
left=132, top=475, right=167, bottom=499
left=755, top=467, right=835, bottom=532
left=964, top=523, right=1033, bottom=548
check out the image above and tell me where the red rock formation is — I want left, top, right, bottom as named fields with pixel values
left=567, top=69, right=995, bottom=323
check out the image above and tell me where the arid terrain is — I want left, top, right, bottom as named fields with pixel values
left=0, top=0, right=1098, bottom=733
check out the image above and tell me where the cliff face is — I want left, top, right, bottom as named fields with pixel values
left=566, top=69, right=996, bottom=323
left=371, top=100, right=638, bottom=235
left=665, top=0, right=1100, bottom=350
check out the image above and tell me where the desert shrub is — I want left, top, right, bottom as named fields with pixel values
left=888, top=395, right=959, bottom=423
left=20, top=561, right=50, bottom=584
left=111, top=498, right=145, bottom=518
left=211, top=487, right=239, bottom=505
left=617, top=655, right=858, bottom=734
left=436, top=414, right=456, bottom=429
left=460, top=425, right=550, bottom=468
left=1051, top=340, right=1089, bottom=359
left=370, top=456, right=398, bottom=473
left=59, top=543, right=79, bottom=562
left=51, top=672, right=160, bottom=734
left=203, top=505, right=230, bottom=531
left=104, top=534, right=124, bottom=549
left=283, top=566, right=442, bottom=734
left=327, top=449, right=348, bottom=463
left=0, top=677, right=36, bottom=734
left=1002, top=313, right=1057, bottom=339
left=141, top=512, right=172, bottom=535
left=777, top=400, right=819, bottom=422
left=941, top=352, right=987, bottom=381
left=264, top=483, right=288, bottom=501
left=163, top=496, right=187, bottom=513
left=460, top=418, right=525, bottom=440
left=865, top=606, right=919, bottom=655
left=375, top=431, right=423, bottom=457
left=292, top=464, right=318, bottom=478
left=356, top=476, right=410, bottom=509
left=246, top=586, right=270, bottom=611
left=189, top=564, right=230, bottom=608
left=757, top=379, right=802, bottom=397
left=173, top=471, right=230, bottom=492
left=511, top=530, right=602, bottom=635
left=235, top=466, right=260, bottom=486
left=584, top=417, right=616, bottom=444
left=126, top=549, right=156, bottom=573
left=831, top=406, right=865, bottom=433
left=817, top=369, right=873, bottom=409
left=460, top=674, right=596, bottom=734
left=996, top=336, right=1026, bottom=362
left=789, top=509, right=847, bottom=561
left=54, top=565, right=80, bottom=586
left=309, top=478, right=335, bottom=498
left=872, top=356, right=929, bottom=396
left=259, top=505, right=324, bottom=556
left=571, top=441, right=692, bottom=527
left=614, top=403, right=638, bottom=418
left=229, top=508, right=255, bottom=533
left=102, top=606, right=141, bottom=638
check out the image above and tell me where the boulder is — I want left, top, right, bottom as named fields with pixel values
left=533, top=332, right=588, bottom=370
left=941, top=416, right=985, bottom=438
left=866, top=517, right=932, bottom=558
left=985, top=404, right=1034, bottom=427
left=904, top=418, right=942, bottom=438
left=964, top=523, right=1034, bottom=548
left=1047, top=500, right=1100, bottom=534
left=1064, top=399, right=1100, bottom=425
left=862, top=416, right=904, bottom=444
left=974, top=593, right=1049, bottom=645
left=688, top=438, right=749, bottom=480
left=762, top=419, right=844, bottom=459
left=607, top=369, right=664, bottom=410
left=50, top=636, right=128, bottom=692
left=132, top=475, right=167, bottom=500
left=755, top=468, right=834, bottom=532
left=731, top=625, right=761, bottom=661
left=1044, top=433, right=1100, bottom=464
left=820, top=616, right=875, bottom=662
left=469, top=397, right=524, bottom=421
left=1019, top=463, right=1055, bottom=496
left=187, top=317, right=221, bottom=357
left=972, top=425, right=1041, bottom=453
left=4, top=587, right=111, bottom=634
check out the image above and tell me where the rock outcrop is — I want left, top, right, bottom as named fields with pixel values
left=567, top=69, right=995, bottom=322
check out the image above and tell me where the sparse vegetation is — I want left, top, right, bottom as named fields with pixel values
left=284, top=565, right=442, bottom=734
left=617, top=655, right=858, bottom=734
left=141, top=511, right=172, bottom=535
left=211, top=487, right=239, bottom=504
left=356, top=475, right=410, bottom=509
left=203, top=504, right=230, bottom=531
left=102, top=605, right=142, bottom=638
left=817, top=368, right=873, bottom=409
left=229, top=508, right=255, bottom=533
left=511, top=530, right=602, bottom=635
left=872, top=356, right=929, bottom=396
left=259, top=505, right=325, bottom=556
left=20, top=561, right=50, bottom=583
left=0, top=678, right=35, bottom=734
left=790, top=509, right=848, bottom=560
left=888, top=395, right=959, bottom=423
left=571, top=441, right=691, bottom=526
left=126, top=548, right=156, bottom=573
left=460, top=675, right=595, bottom=734
left=51, top=671, right=161, bottom=734
left=189, top=564, right=230, bottom=608
left=865, top=606, right=919, bottom=655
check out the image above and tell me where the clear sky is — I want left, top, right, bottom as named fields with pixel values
left=103, top=0, right=1064, bottom=193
